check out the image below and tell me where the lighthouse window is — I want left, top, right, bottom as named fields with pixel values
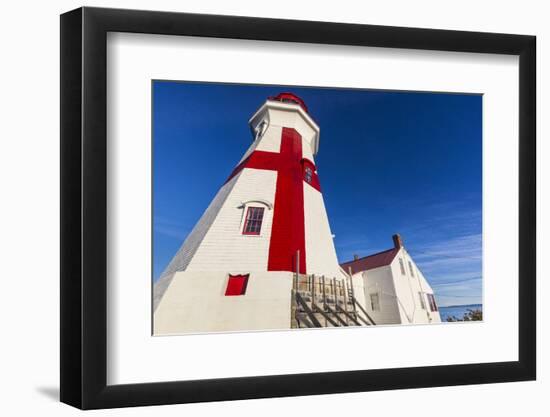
left=243, top=207, right=264, bottom=235
left=282, top=98, right=299, bottom=105
left=304, top=166, right=313, bottom=183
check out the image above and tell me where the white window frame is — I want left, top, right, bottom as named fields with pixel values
left=398, top=258, right=406, bottom=275
left=418, top=292, right=426, bottom=310
left=238, top=200, right=273, bottom=236
left=370, top=293, right=381, bottom=312
left=427, top=293, right=438, bottom=312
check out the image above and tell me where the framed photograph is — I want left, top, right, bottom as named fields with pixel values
left=60, top=6, right=536, bottom=409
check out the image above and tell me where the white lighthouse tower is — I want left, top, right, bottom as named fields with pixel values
left=154, top=93, right=345, bottom=335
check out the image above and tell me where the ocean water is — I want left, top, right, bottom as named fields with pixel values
left=439, top=304, right=482, bottom=322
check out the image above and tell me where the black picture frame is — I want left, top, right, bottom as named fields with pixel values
left=60, top=6, right=536, bottom=410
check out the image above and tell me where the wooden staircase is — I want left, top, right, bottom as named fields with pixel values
left=292, top=273, right=376, bottom=329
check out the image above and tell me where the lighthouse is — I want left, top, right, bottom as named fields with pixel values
left=153, top=93, right=346, bottom=334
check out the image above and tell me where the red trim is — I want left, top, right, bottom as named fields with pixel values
left=267, top=92, right=309, bottom=113
left=223, top=127, right=324, bottom=274
left=301, top=158, right=321, bottom=192
left=225, top=151, right=281, bottom=185
left=267, top=128, right=306, bottom=274
left=225, top=274, right=249, bottom=296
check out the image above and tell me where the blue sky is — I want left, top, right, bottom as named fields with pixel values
left=153, top=81, right=482, bottom=307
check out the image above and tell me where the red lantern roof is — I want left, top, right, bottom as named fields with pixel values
left=268, top=92, right=309, bottom=113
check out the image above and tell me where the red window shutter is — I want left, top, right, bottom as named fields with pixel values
left=225, top=274, right=249, bottom=296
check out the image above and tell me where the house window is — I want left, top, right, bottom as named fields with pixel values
left=243, top=207, right=264, bottom=235
left=225, top=274, right=249, bottom=296
left=426, top=293, right=438, bottom=312
left=398, top=258, right=406, bottom=275
left=418, top=292, right=426, bottom=310
left=408, top=261, right=415, bottom=277
left=304, top=166, right=313, bottom=183
left=370, top=293, right=380, bottom=311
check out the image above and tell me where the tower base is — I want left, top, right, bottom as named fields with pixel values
left=153, top=271, right=294, bottom=335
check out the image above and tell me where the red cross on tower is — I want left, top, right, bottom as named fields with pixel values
left=226, top=127, right=322, bottom=274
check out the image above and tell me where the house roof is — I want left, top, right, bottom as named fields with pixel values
left=340, top=247, right=400, bottom=275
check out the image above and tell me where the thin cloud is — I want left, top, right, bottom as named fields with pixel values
left=154, top=216, right=189, bottom=240
left=410, top=232, right=482, bottom=306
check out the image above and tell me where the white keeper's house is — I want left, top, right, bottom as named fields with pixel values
left=153, top=93, right=440, bottom=335
left=340, top=234, right=441, bottom=325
